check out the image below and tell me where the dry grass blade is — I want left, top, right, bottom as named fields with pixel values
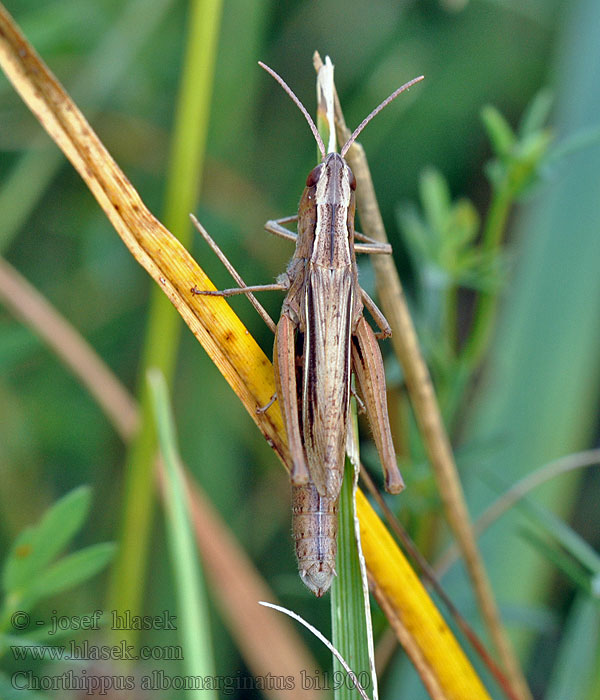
left=0, top=258, right=139, bottom=441
left=369, top=577, right=446, bottom=700
left=190, top=213, right=277, bottom=333
left=0, top=11, right=493, bottom=696
left=311, top=51, right=531, bottom=700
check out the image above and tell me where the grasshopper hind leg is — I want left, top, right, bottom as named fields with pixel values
left=352, top=317, right=404, bottom=494
left=274, top=314, right=310, bottom=486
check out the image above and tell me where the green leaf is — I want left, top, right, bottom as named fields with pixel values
left=518, top=89, right=553, bottom=137
left=420, top=166, right=451, bottom=237
left=511, top=129, right=554, bottom=193
left=483, top=159, right=507, bottom=189
left=22, top=543, right=115, bottom=609
left=446, top=198, right=480, bottom=249
left=481, top=104, right=516, bottom=157
left=397, top=204, right=433, bottom=263
left=2, top=486, right=92, bottom=595
left=451, top=250, right=496, bottom=292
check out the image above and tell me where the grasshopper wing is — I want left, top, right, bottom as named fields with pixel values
left=302, top=266, right=353, bottom=499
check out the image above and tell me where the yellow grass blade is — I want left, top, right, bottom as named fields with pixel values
left=357, top=490, right=492, bottom=699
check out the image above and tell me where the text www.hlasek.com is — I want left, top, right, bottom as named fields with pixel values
left=11, top=639, right=182, bottom=662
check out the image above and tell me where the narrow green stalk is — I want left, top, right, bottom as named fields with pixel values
left=108, top=0, right=223, bottom=640
left=449, top=181, right=514, bottom=419
left=462, top=103, right=553, bottom=376
left=444, top=283, right=459, bottom=355
left=331, top=459, right=375, bottom=700
left=462, top=182, right=512, bottom=367
left=147, top=369, right=216, bottom=700
left=438, top=283, right=459, bottom=424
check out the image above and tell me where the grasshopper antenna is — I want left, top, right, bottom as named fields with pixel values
left=259, top=61, right=327, bottom=160
left=340, top=74, right=424, bottom=158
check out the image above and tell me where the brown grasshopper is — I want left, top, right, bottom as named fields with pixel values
left=193, top=63, right=423, bottom=596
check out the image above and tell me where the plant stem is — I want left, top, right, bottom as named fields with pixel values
left=461, top=181, right=513, bottom=368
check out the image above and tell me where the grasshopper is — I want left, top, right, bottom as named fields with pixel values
left=193, top=63, right=423, bottom=596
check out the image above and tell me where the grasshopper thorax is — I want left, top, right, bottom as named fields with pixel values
left=304, top=153, right=357, bottom=268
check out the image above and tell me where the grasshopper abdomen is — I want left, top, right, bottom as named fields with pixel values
left=292, top=483, right=338, bottom=597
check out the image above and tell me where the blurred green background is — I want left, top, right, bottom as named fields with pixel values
left=1, top=0, right=599, bottom=698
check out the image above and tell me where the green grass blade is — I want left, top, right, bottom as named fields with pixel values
left=545, top=592, right=600, bottom=700
left=520, top=500, right=600, bottom=575
left=331, top=459, right=376, bottom=700
left=520, top=528, right=591, bottom=593
left=147, top=369, right=216, bottom=699
left=108, top=0, right=223, bottom=636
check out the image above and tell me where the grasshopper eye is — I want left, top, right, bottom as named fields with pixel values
left=306, top=164, right=323, bottom=187
left=348, top=167, right=356, bottom=191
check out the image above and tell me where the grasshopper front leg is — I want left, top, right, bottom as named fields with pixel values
left=352, top=316, right=404, bottom=494
left=273, top=313, right=310, bottom=486
left=265, top=216, right=392, bottom=255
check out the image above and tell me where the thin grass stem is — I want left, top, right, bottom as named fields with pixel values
left=148, top=370, right=216, bottom=699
